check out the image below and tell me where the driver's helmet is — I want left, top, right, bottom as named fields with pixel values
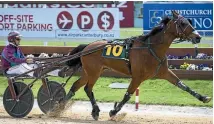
left=8, top=31, right=22, bottom=42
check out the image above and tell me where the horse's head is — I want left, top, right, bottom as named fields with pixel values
left=169, top=10, right=201, bottom=44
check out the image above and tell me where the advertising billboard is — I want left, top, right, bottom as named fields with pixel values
left=143, top=2, right=213, bottom=35
left=0, top=8, right=120, bottom=39
left=0, top=2, right=134, bottom=27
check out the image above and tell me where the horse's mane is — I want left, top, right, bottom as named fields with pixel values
left=138, top=16, right=171, bottom=41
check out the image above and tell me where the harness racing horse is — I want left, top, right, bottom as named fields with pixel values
left=60, top=10, right=212, bottom=120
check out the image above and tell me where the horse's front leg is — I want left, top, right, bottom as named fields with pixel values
left=109, top=78, right=141, bottom=117
left=161, top=69, right=211, bottom=103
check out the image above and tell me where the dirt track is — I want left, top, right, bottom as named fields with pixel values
left=0, top=101, right=212, bottom=124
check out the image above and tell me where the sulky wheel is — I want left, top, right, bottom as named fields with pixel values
left=37, top=81, right=66, bottom=114
left=3, top=82, right=34, bottom=118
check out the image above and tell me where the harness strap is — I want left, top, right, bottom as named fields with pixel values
left=149, top=47, right=162, bottom=63
left=153, top=57, right=166, bottom=78
left=147, top=37, right=165, bottom=77
left=148, top=47, right=166, bottom=78
left=131, top=38, right=166, bottom=78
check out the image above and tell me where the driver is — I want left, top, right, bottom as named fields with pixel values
left=1, top=31, right=35, bottom=77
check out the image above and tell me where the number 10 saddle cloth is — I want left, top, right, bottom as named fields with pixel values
left=102, top=39, right=133, bottom=60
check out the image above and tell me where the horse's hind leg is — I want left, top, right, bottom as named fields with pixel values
left=161, top=69, right=211, bottom=103
left=83, top=68, right=102, bottom=120
left=63, top=70, right=88, bottom=102
left=56, top=71, right=88, bottom=112
left=109, top=78, right=142, bottom=117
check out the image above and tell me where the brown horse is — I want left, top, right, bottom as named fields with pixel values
left=60, top=10, right=211, bottom=120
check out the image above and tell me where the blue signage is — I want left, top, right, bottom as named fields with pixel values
left=143, top=2, right=213, bottom=35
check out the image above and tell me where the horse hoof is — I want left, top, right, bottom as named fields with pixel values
left=92, top=114, right=99, bottom=120
left=91, top=105, right=100, bottom=120
left=109, top=110, right=116, bottom=118
left=92, top=112, right=99, bottom=120
left=203, top=96, right=212, bottom=103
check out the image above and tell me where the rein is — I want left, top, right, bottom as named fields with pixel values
left=15, top=15, right=195, bottom=80
left=12, top=44, right=109, bottom=79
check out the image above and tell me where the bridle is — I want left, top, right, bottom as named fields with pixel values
left=170, top=15, right=196, bottom=44
left=175, top=16, right=191, bottom=38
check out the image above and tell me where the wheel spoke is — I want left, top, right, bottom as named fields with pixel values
left=52, top=87, right=62, bottom=99
left=17, top=102, right=20, bottom=115
left=41, top=99, right=50, bottom=106
left=9, top=101, right=17, bottom=112
left=40, top=90, right=49, bottom=97
left=19, top=84, right=22, bottom=94
left=21, top=91, right=31, bottom=99
left=6, top=99, right=15, bottom=102
left=49, top=84, right=53, bottom=96
left=20, top=100, right=30, bottom=107
left=49, top=101, right=55, bottom=111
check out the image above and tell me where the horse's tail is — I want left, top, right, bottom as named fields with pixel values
left=66, top=44, right=87, bottom=67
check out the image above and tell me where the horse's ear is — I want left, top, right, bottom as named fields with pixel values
left=171, top=10, right=179, bottom=19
